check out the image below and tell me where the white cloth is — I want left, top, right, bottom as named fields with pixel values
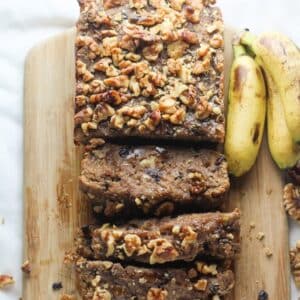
left=0, top=0, right=299, bottom=299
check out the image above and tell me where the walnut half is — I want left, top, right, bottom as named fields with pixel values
left=283, top=183, right=300, bottom=222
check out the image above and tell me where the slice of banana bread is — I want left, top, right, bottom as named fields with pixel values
left=76, top=258, right=234, bottom=300
left=76, top=210, right=240, bottom=264
left=75, top=0, right=225, bottom=144
left=79, top=143, right=230, bottom=218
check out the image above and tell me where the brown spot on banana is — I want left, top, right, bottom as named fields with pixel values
left=233, top=65, right=248, bottom=94
left=252, top=122, right=261, bottom=144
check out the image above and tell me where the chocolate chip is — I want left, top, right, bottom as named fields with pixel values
left=258, top=290, right=268, bottom=300
left=145, top=168, right=161, bottom=182
left=52, top=282, right=63, bottom=290
left=119, top=146, right=131, bottom=158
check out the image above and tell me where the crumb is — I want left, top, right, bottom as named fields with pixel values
left=21, top=260, right=31, bottom=275
left=250, top=221, right=256, bottom=229
left=64, top=250, right=77, bottom=265
left=60, top=294, right=76, bottom=300
left=52, top=282, right=63, bottom=290
left=0, top=275, right=15, bottom=289
left=256, top=232, right=265, bottom=241
left=258, top=289, right=268, bottom=300
left=264, top=247, right=273, bottom=257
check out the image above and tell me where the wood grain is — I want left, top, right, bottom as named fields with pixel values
left=23, top=28, right=290, bottom=299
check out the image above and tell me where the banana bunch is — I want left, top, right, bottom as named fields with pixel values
left=225, top=31, right=300, bottom=176
left=225, top=44, right=266, bottom=177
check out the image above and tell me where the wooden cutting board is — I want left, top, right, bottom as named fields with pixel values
left=23, top=27, right=290, bottom=300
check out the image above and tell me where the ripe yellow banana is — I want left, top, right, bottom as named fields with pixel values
left=241, top=31, right=300, bottom=143
left=225, top=45, right=266, bottom=177
left=256, top=57, right=300, bottom=169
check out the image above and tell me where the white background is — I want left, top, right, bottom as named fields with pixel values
left=0, top=0, right=299, bottom=299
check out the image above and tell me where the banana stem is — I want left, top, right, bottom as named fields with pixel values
left=233, top=44, right=247, bottom=58
left=240, top=31, right=257, bottom=51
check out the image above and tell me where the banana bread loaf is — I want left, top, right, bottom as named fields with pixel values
left=76, top=210, right=240, bottom=264
left=79, top=143, right=230, bottom=218
left=76, top=257, right=234, bottom=300
left=75, top=0, right=225, bottom=144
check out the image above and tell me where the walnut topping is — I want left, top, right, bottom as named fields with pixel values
left=103, top=0, right=123, bottom=9
left=0, top=275, right=15, bottom=289
left=129, top=76, right=141, bottom=96
left=124, top=234, right=142, bottom=256
left=283, top=183, right=300, bottom=222
left=169, top=0, right=185, bottom=11
left=91, top=275, right=101, bottom=287
left=196, top=262, right=218, bottom=275
left=167, top=59, right=182, bottom=75
left=142, top=42, right=164, bottom=61
left=172, top=225, right=181, bottom=235
left=129, top=0, right=147, bottom=9
left=170, top=82, right=188, bottom=98
left=210, top=33, right=223, bottom=49
left=180, top=29, right=199, bottom=44
left=92, top=287, right=112, bottom=300
left=148, top=238, right=179, bottom=264
left=101, top=230, right=116, bottom=257
left=117, top=105, right=147, bottom=119
left=181, top=226, right=197, bottom=249
left=167, top=41, right=189, bottom=59
left=90, top=90, right=122, bottom=105
left=195, top=96, right=212, bottom=120
left=290, top=240, right=300, bottom=287
left=147, top=288, right=168, bottom=300
left=169, top=107, right=186, bottom=124
left=158, top=97, right=177, bottom=114
left=110, top=114, right=125, bottom=129
left=184, top=6, right=201, bottom=23
left=196, top=44, right=210, bottom=58
left=106, top=65, right=120, bottom=77
left=194, top=279, right=208, bottom=291
left=104, top=75, right=129, bottom=88
left=77, top=60, right=94, bottom=82
left=74, top=107, right=93, bottom=125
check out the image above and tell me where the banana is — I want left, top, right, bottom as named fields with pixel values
left=225, top=44, right=266, bottom=177
left=241, top=31, right=300, bottom=143
left=256, top=57, right=300, bottom=169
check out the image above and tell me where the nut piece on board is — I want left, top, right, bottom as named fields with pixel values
left=290, top=240, right=300, bottom=288
left=283, top=183, right=300, bottom=222
left=0, top=274, right=15, bottom=289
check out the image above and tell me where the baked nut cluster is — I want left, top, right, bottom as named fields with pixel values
left=290, top=240, right=300, bottom=288
left=75, top=0, right=225, bottom=143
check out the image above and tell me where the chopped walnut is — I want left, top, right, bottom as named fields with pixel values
left=144, top=110, right=161, bottom=131
left=290, top=240, right=300, bottom=287
left=180, top=29, right=199, bottom=44
left=147, top=288, right=168, bottom=300
left=142, top=42, right=164, bottom=61
left=158, top=97, right=177, bottom=114
left=169, top=0, right=185, bottom=10
left=92, top=287, right=112, bottom=300
left=210, top=33, right=223, bottom=49
left=167, top=41, right=189, bottom=59
left=93, top=103, right=115, bottom=123
left=148, top=238, right=179, bottom=264
left=196, top=44, right=210, bottom=58
left=104, top=75, right=129, bottom=88
left=74, top=107, right=93, bottom=125
left=124, top=234, right=142, bottom=256
left=196, top=261, right=218, bottom=275
left=117, top=105, right=147, bottom=119
left=184, top=6, right=201, bottom=23
left=129, top=0, right=147, bottom=9
left=169, top=107, right=186, bottom=124
left=129, top=76, right=141, bottom=97
left=283, top=183, right=300, bottom=222
left=100, top=230, right=116, bottom=257
left=194, top=279, right=208, bottom=291
left=195, top=96, right=212, bottom=120
left=94, top=58, right=112, bottom=72
left=167, top=59, right=182, bottom=76
left=0, top=275, right=15, bottom=289
left=181, top=226, right=197, bottom=249
left=21, top=260, right=31, bottom=275
left=91, top=275, right=102, bottom=287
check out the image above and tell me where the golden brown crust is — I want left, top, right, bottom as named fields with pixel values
left=75, top=0, right=225, bottom=143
